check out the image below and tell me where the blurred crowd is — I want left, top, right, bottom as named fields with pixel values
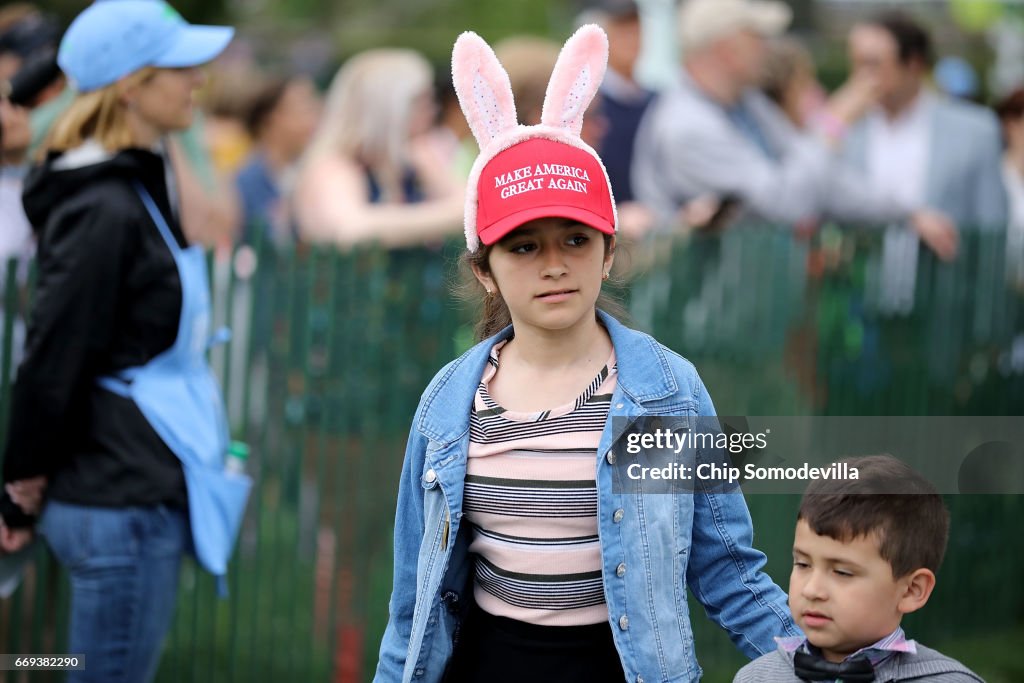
left=0, top=5, right=1018, bottom=679
left=2, top=0, right=1024, bottom=283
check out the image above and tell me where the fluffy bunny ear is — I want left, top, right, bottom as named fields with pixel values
left=540, top=24, right=608, bottom=136
left=452, top=31, right=518, bottom=149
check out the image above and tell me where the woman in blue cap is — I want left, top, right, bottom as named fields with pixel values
left=0, top=3, right=247, bottom=681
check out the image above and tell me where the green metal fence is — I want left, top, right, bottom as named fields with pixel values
left=0, top=226, right=1022, bottom=682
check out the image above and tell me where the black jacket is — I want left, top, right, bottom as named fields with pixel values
left=1, top=146, right=190, bottom=527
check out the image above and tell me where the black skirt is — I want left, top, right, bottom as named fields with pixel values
left=443, top=604, right=626, bottom=683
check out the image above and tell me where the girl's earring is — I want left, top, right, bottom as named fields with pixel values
left=602, top=272, right=609, bottom=281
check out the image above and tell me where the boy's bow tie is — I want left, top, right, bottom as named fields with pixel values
left=793, top=651, right=875, bottom=682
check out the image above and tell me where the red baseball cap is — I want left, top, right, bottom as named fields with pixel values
left=475, top=137, right=616, bottom=246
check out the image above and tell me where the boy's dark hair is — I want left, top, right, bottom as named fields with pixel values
left=798, top=454, right=949, bottom=577
left=865, top=11, right=933, bottom=67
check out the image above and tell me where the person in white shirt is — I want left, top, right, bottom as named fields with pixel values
left=839, top=12, right=1008, bottom=312
left=843, top=12, right=1007, bottom=237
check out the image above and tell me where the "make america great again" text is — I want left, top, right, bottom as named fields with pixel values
left=494, top=163, right=591, bottom=199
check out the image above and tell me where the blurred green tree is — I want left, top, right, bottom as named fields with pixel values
left=43, top=0, right=229, bottom=26
left=236, top=0, right=579, bottom=65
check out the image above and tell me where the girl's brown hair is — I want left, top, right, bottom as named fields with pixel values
left=458, top=233, right=627, bottom=341
left=44, top=67, right=157, bottom=155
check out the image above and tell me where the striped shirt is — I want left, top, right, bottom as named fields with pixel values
left=464, top=341, right=617, bottom=626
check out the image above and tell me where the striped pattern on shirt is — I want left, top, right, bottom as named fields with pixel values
left=464, top=340, right=617, bottom=626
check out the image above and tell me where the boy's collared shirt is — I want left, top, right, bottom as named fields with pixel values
left=776, top=626, right=918, bottom=669
left=735, top=632, right=983, bottom=683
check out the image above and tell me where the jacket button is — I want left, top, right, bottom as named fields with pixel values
left=618, top=615, right=629, bottom=630
left=616, top=563, right=627, bottom=577
left=616, top=403, right=624, bottom=409
left=613, top=509, right=624, bottom=523
left=606, top=451, right=616, bottom=465
left=424, top=469, right=437, bottom=483
left=414, top=668, right=424, bottom=677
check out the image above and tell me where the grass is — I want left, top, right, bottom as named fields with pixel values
left=932, top=628, right=1024, bottom=683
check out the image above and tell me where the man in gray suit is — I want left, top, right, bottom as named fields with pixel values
left=841, top=12, right=1007, bottom=312
left=632, top=0, right=959, bottom=259
left=843, top=12, right=1007, bottom=234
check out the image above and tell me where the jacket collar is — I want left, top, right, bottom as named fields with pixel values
left=415, top=310, right=677, bottom=446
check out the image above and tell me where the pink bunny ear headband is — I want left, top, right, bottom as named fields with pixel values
left=452, top=24, right=618, bottom=253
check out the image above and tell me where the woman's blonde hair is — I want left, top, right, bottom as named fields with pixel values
left=303, top=48, right=432, bottom=177
left=45, top=67, right=157, bottom=154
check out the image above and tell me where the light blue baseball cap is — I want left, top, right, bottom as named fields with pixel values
left=58, top=0, right=234, bottom=93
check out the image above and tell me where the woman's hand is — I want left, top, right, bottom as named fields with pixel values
left=0, top=520, right=34, bottom=553
left=6, top=476, right=47, bottom=516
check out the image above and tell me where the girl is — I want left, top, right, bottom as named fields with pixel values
left=374, top=26, right=799, bottom=683
left=1, top=2, right=247, bottom=681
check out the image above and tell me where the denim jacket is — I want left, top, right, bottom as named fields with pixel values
left=375, top=312, right=800, bottom=683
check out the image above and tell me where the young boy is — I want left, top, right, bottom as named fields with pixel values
left=734, top=455, right=984, bottom=682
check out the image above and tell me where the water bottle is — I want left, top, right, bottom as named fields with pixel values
left=225, top=441, right=249, bottom=476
